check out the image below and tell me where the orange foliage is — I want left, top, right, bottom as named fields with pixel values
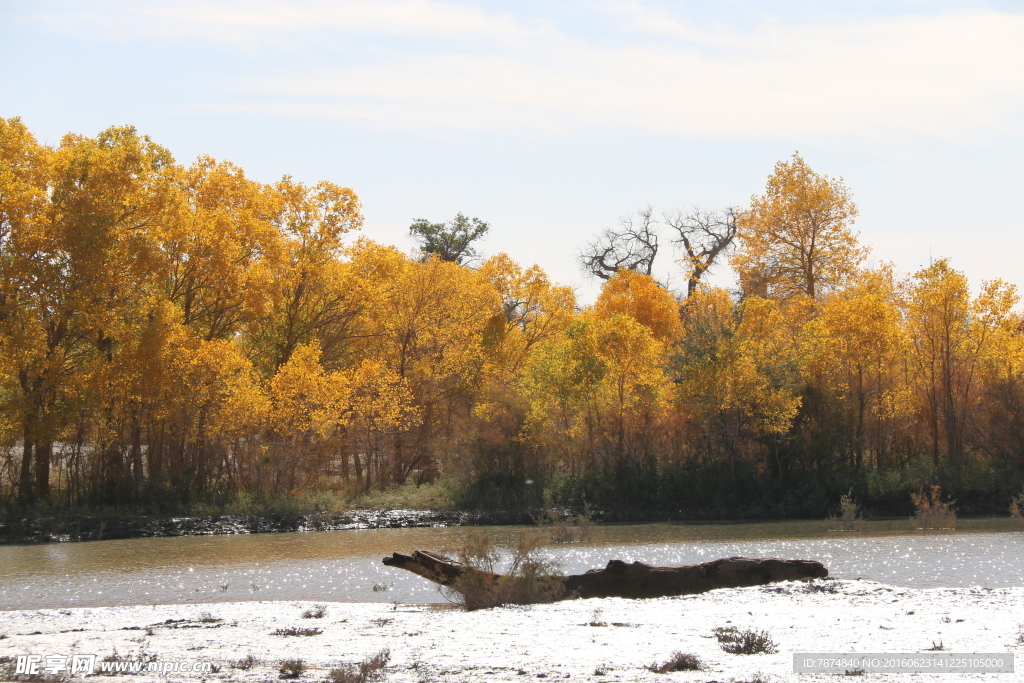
left=593, top=270, right=682, bottom=342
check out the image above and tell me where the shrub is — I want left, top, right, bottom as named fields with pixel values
left=826, top=490, right=865, bottom=531
left=329, top=649, right=390, bottom=683
left=803, top=579, right=841, bottom=594
left=232, top=653, right=258, bottom=670
left=279, top=658, right=304, bottom=679
left=714, top=626, right=778, bottom=654
left=649, top=652, right=703, bottom=673
left=912, top=485, right=956, bottom=529
left=1010, top=489, right=1024, bottom=527
left=443, top=529, right=566, bottom=610
left=301, top=604, right=327, bottom=619
left=271, top=627, right=322, bottom=636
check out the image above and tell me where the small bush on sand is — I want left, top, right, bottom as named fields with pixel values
left=826, top=490, right=865, bottom=531
left=302, top=604, right=327, bottom=619
left=648, top=652, right=703, bottom=673
left=329, top=649, right=390, bottom=683
left=912, top=485, right=956, bottom=529
left=714, top=626, right=778, bottom=655
left=279, top=658, right=304, bottom=679
left=271, top=627, right=322, bottom=636
left=232, top=653, right=258, bottom=670
left=443, top=528, right=566, bottom=610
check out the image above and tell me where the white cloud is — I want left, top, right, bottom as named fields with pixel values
left=30, top=1, right=1024, bottom=141
left=34, top=0, right=550, bottom=47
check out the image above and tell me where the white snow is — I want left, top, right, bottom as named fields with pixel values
left=2, top=580, right=1022, bottom=682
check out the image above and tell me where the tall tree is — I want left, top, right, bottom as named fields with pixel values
left=801, top=267, right=909, bottom=469
left=905, top=259, right=1017, bottom=468
left=1, top=123, right=175, bottom=501
left=732, top=153, right=865, bottom=301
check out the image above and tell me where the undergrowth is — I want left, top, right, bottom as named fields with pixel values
left=912, top=485, right=957, bottom=529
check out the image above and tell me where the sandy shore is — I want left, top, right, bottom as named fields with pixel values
left=2, top=580, right=1022, bottom=682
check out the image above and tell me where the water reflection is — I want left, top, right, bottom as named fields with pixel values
left=1, top=517, right=1020, bottom=611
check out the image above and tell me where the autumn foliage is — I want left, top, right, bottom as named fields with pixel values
left=1, top=121, right=1022, bottom=516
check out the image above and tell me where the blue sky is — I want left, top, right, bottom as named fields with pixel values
left=2, top=0, right=1023, bottom=302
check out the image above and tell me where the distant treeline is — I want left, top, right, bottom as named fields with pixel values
left=1, top=119, right=1021, bottom=517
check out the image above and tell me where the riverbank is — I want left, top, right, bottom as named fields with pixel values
left=2, top=580, right=1021, bottom=682
left=0, top=509, right=530, bottom=545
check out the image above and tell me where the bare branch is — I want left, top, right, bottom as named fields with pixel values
left=663, top=207, right=737, bottom=298
left=578, top=206, right=660, bottom=280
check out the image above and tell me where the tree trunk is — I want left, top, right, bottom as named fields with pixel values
left=35, top=440, right=52, bottom=499
left=383, top=550, right=828, bottom=600
left=19, top=425, right=34, bottom=504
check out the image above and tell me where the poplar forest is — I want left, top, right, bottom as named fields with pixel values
left=2, top=118, right=1023, bottom=520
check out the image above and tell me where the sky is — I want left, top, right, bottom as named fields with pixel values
left=2, top=0, right=1023, bottom=303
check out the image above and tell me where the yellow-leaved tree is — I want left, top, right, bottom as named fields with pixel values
left=801, top=266, right=910, bottom=469
left=905, top=259, right=1019, bottom=467
left=733, top=153, right=866, bottom=301
left=675, top=288, right=802, bottom=474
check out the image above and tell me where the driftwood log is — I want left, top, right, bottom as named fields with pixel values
left=383, top=550, right=828, bottom=600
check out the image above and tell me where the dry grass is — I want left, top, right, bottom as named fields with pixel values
left=329, top=649, right=390, bottom=683
left=443, top=529, right=566, bottom=610
left=713, top=626, right=779, bottom=655
left=648, top=652, right=704, bottom=673
left=912, top=485, right=956, bottom=529
left=826, top=490, right=865, bottom=531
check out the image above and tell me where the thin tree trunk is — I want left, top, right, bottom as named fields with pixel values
left=35, top=439, right=52, bottom=499
left=19, top=419, right=34, bottom=504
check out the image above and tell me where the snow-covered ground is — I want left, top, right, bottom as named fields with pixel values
left=2, top=580, right=1022, bottom=682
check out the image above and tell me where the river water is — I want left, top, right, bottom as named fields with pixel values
left=1, top=517, right=1021, bottom=611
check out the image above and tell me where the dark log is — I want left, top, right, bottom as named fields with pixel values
left=383, top=551, right=828, bottom=600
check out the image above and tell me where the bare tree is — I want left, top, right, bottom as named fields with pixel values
left=663, top=207, right=737, bottom=298
left=578, top=206, right=659, bottom=280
